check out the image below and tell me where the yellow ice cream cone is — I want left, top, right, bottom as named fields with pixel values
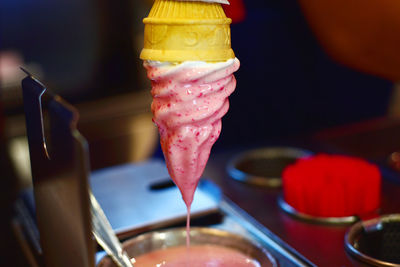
left=140, top=0, right=235, bottom=62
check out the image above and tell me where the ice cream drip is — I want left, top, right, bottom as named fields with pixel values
left=141, top=0, right=239, bottom=248
left=145, top=58, right=240, bottom=206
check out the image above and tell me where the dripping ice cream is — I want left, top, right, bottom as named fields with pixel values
left=144, top=58, right=239, bottom=206
left=140, top=0, right=239, bottom=222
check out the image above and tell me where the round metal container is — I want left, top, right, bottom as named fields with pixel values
left=278, top=196, right=359, bottom=225
left=345, top=214, right=400, bottom=266
left=227, top=147, right=312, bottom=188
left=97, top=227, right=277, bottom=267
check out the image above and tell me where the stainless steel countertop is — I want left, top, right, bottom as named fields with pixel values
left=204, top=144, right=400, bottom=267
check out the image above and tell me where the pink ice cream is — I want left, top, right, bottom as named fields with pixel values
left=133, top=244, right=261, bottom=267
left=144, top=58, right=240, bottom=207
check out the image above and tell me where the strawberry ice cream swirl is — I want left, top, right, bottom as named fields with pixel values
left=144, top=58, right=240, bottom=130
left=144, top=58, right=240, bottom=205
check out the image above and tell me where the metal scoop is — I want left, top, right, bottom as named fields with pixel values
left=21, top=68, right=133, bottom=267
left=90, top=192, right=133, bottom=267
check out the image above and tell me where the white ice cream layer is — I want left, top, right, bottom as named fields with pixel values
left=176, top=0, right=230, bottom=5
left=145, top=58, right=238, bottom=75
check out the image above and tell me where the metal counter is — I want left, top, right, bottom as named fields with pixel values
left=203, top=145, right=400, bottom=267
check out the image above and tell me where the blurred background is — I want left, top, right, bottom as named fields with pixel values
left=1, top=0, right=396, bottom=162
left=1, top=0, right=400, bottom=265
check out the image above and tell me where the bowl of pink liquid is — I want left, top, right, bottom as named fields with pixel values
left=97, top=227, right=277, bottom=267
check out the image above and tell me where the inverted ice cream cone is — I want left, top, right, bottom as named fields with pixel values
left=141, top=0, right=239, bottom=208
left=140, top=0, right=235, bottom=62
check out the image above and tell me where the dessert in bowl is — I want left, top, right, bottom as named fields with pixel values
left=97, top=227, right=277, bottom=267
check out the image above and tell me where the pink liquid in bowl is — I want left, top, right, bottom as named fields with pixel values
left=97, top=228, right=277, bottom=267
left=133, top=245, right=260, bottom=267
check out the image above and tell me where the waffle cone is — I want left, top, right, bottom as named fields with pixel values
left=140, top=0, right=235, bottom=62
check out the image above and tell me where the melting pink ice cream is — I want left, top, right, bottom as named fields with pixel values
left=133, top=245, right=260, bottom=267
left=144, top=58, right=240, bottom=245
left=144, top=58, right=240, bottom=207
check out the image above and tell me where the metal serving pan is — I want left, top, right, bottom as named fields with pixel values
left=97, top=227, right=277, bottom=267
left=345, top=214, right=400, bottom=266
